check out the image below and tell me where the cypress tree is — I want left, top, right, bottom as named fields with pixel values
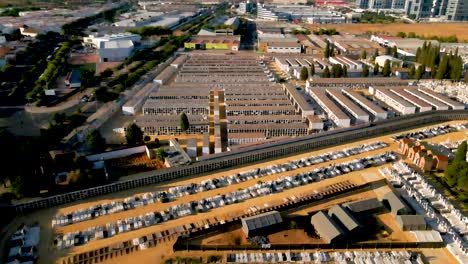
left=300, top=66, right=309, bottom=81
left=323, top=66, right=330, bottom=78
left=310, top=63, right=315, bottom=76
left=409, top=64, right=416, bottom=77
left=382, top=59, right=391, bottom=77
left=373, top=63, right=379, bottom=75
left=342, top=64, right=347, bottom=77
left=325, top=42, right=330, bottom=58
left=362, top=64, right=369, bottom=77
left=415, top=65, right=424, bottom=80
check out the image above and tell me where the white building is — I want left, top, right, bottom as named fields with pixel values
left=83, top=33, right=141, bottom=49
left=375, top=55, right=403, bottom=68
left=99, top=40, right=134, bottom=62
left=267, top=42, right=301, bottom=53
left=371, top=87, right=416, bottom=115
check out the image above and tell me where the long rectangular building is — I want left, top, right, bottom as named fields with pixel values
left=227, top=123, right=308, bottom=138
left=135, top=115, right=209, bottom=135
left=372, top=87, right=416, bottom=115
left=403, top=89, right=449, bottom=110
left=390, top=88, right=432, bottom=112
left=283, top=84, right=315, bottom=118
left=418, top=89, right=465, bottom=110
left=326, top=89, right=369, bottom=124
left=309, top=89, right=351, bottom=128
left=342, top=89, right=387, bottom=120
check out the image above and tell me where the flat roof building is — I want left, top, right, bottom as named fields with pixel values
left=390, top=88, right=433, bottom=112
left=241, top=211, right=283, bottom=237
left=342, top=89, right=387, bottom=120
left=326, top=89, right=369, bottom=124
left=404, top=89, right=449, bottom=111
left=418, top=89, right=465, bottom=110
left=309, top=89, right=351, bottom=128
left=371, top=87, right=416, bottom=115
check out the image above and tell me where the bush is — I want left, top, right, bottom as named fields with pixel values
left=207, top=255, right=222, bottom=263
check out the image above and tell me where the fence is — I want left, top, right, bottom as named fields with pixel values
left=14, top=110, right=468, bottom=213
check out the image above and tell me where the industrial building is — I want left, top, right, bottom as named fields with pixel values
left=327, top=35, right=385, bottom=58
left=241, top=211, right=283, bottom=237
left=370, top=87, right=416, bottom=115
left=184, top=36, right=241, bottom=51
left=311, top=211, right=344, bottom=244
left=343, top=198, right=383, bottom=214
left=342, top=90, right=388, bottom=120
left=257, top=34, right=301, bottom=53
left=136, top=115, right=209, bottom=136
left=99, top=40, right=134, bottom=62
left=382, top=192, right=410, bottom=216
left=396, top=215, right=427, bottom=231
left=83, top=33, right=141, bottom=49
left=326, top=89, right=370, bottom=124
left=328, top=205, right=361, bottom=233
left=309, top=89, right=351, bottom=128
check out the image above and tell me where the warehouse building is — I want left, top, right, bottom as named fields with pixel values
left=327, top=35, right=385, bottom=58
left=326, top=89, right=369, bottom=124
left=267, top=42, right=302, bottom=53
left=404, top=89, right=449, bottom=111
left=154, top=66, right=177, bottom=85
left=257, top=33, right=299, bottom=52
left=343, top=198, right=383, bottom=215
left=184, top=36, right=240, bottom=51
left=241, top=211, right=283, bottom=237
left=396, top=215, right=427, bottom=231
left=99, top=40, right=134, bottom=62
left=342, top=90, right=388, bottom=120
left=390, top=88, right=433, bottom=112
left=309, top=89, right=351, bottom=127
left=382, top=192, right=410, bottom=216
left=328, top=205, right=361, bottom=233
left=371, top=87, right=416, bottom=115
left=83, top=33, right=141, bottom=49
left=311, top=211, right=344, bottom=244
left=418, top=89, right=465, bottom=110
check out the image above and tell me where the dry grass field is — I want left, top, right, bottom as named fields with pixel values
left=307, top=23, right=468, bottom=42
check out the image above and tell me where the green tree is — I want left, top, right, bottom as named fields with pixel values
left=396, top=32, right=407, bottom=38
left=362, top=64, right=369, bottom=77
left=53, top=112, right=67, bottom=124
left=300, top=66, right=309, bottom=81
left=324, top=42, right=330, bottom=58
left=409, top=64, right=416, bottom=77
left=465, top=72, right=468, bottom=83
left=156, top=147, right=167, bottom=162
left=454, top=141, right=467, bottom=162
left=391, top=46, right=398, bottom=58
left=360, top=50, right=367, bottom=60
left=373, top=63, right=379, bottom=75
left=323, top=66, right=330, bottom=78
left=342, top=64, right=347, bottom=77
left=125, top=123, right=143, bottom=145
left=180, top=112, right=190, bottom=131
left=310, top=64, right=315, bottom=76
left=80, top=68, right=96, bottom=89
left=415, top=65, right=424, bottom=80
left=382, top=59, right=391, bottom=77
left=86, top=129, right=106, bottom=152
left=331, top=64, right=342, bottom=78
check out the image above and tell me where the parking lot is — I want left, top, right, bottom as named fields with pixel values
left=4, top=120, right=467, bottom=263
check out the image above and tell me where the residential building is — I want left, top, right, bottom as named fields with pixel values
left=398, top=139, right=449, bottom=171
left=405, top=0, right=433, bottom=19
